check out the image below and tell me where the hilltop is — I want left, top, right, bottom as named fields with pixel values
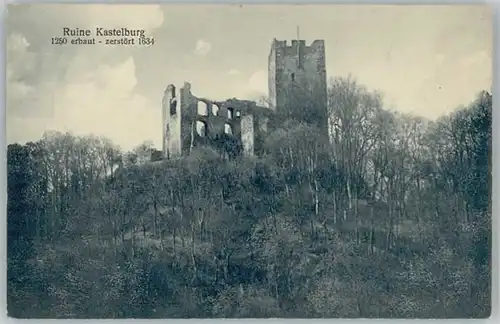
left=7, top=78, right=491, bottom=318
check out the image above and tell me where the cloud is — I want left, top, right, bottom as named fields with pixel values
left=6, top=5, right=165, bottom=151
left=8, top=56, right=159, bottom=151
left=193, top=39, right=212, bottom=56
left=460, top=50, right=490, bottom=70
left=248, top=70, right=268, bottom=95
left=227, top=68, right=241, bottom=76
left=6, top=33, right=44, bottom=117
left=435, top=53, right=446, bottom=65
left=52, top=58, right=159, bottom=150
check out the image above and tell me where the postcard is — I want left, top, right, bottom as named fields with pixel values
left=6, top=4, right=492, bottom=318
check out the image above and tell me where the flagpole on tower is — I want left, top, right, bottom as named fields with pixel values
left=296, top=26, right=301, bottom=68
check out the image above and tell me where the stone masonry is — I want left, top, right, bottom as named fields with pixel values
left=162, top=82, right=272, bottom=159
left=162, top=38, right=328, bottom=160
left=268, top=39, right=328, bottom=136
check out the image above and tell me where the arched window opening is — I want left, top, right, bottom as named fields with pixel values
left=197, top=101, right=208, bottom=116
left=224, top=123, right=233, bottom=135
left=196, top=120, right=207, bottom=137
left=212, top=104, right=220, bottom=116
left=168, top=85, right=176, bottom=97
left=227, top=107, right=234, bottom=119
left=170, top=98, right=177, bottom=116
left=196, top=121, right=207, bottom=137
left=236, top=111, right=241, bottom=117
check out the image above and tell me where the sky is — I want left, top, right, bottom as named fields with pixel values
left=6, top=4, right=492, bottom=151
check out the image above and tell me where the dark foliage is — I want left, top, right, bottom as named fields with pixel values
left=7, top=80, right=491, bottom=318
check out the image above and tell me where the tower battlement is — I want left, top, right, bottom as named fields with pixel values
left=272, top=39, right=324, bottom=49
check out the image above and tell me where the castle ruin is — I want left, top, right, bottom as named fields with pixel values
left=162, top=37, right=328, bottom=160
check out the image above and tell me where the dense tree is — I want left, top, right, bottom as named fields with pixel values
left=7, top=78, right=491, bottom=318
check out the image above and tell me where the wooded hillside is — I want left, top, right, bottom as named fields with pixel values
left=7, top=77, right=491, bottom=318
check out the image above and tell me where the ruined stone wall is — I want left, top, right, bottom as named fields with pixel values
left=162, top=84, right=183, bottom=159
left=179, top=83, right=197, bottom=155
left=258, top=116, right=269, bottom=133
left=163, top=83, right=269, bottom=158
left=241, top=115, right=254, bottom=156
left=268, top=44, right=277, bottom=111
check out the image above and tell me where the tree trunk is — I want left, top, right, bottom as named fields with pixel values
left=416, top=176, right=421, bottom=221
left=310, top=218, right=315, bottom=246
left=190, top=223, right=197, bottom=280
left=314, top=178, right=319, bottom=216
left=173, top=227, right=177, bottom=254
left=153, top=199, right=158, bottom=236
left=160, top=229, right=165, bottom=251
left=355, top=193, right=360, bottom=244
left=199, top=211, right=205, bottom=241
left=333, top=189, right=337, bottom=225
left=347, top=178, right=352, bottom=210
left=370, top=206, right=375, bottom=253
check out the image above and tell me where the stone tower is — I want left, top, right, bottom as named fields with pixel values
left=268, top=38, right=328, bottom=134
